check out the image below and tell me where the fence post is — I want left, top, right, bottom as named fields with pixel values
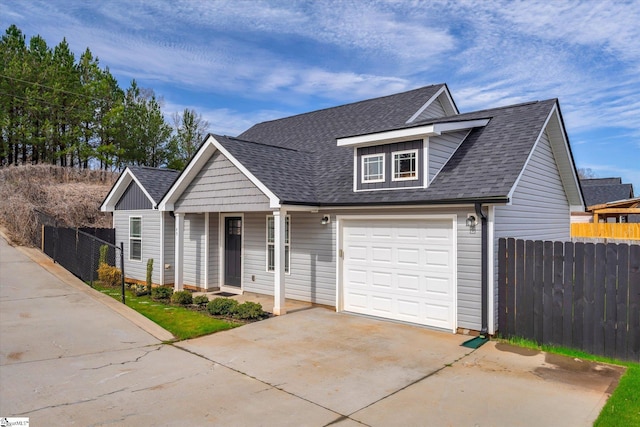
left=120, top=241, right=125, bottom=305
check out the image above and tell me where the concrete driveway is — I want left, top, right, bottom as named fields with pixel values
left=0, top=233, right=623, bottom=426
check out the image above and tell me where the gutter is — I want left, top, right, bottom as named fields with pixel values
left=475, top=202, right=488, bottom=336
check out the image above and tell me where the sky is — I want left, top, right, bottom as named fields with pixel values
left=2, top=0, right=639, bottom=192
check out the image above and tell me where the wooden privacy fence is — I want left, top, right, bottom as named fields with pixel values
left=498, top=238, right=639, bottom=362
left=571, top=223, right=640, bottom=240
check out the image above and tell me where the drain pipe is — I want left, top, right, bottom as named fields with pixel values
left=475, top=202, right=488, bottom=337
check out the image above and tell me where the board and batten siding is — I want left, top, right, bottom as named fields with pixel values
left=114, top=210, right=162, bottom=284
left=115, top=181, right=153, bottom=210
left=182, top=213, right=206, bottom=288
left=333, top=207, right=482, bottom=330
left=428, top=130, right=469, bottom=183
left=493, top=129, right=571, bottom=331
left=241, top=211, right=336, bottom=306
left=175, top=151, right=270, bottom=213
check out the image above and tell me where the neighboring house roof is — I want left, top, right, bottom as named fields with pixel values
left=160, top=84, right=583, bottom=209
left=580, top=177, right=634, bottom=207
left=101, top=166, right=180, bottom=211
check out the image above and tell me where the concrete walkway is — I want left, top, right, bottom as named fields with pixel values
left=0, top=233, right=624, bottom=426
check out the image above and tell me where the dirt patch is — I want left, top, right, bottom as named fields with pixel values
left=7, top=351, right=24, bottom=361
left=19, top=312, right=31, bottom=318
left=534, top=353, right=626, bottom=393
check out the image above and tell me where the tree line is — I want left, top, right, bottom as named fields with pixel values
left=0, top=24, right=208, bottom=171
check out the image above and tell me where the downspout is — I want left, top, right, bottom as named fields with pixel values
left=475, top=202, right=488, bottom=337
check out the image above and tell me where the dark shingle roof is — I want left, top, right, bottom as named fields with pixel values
left=128, top=166, right=180, bottom=204
left=582, top=183, right=634, bottom=206
left=581, top=178, right=623, bottom=186
left=228, top=86, right=557, bottom=206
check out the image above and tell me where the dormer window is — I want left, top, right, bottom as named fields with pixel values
left=362, top=153, right=385, bottom=183
left=392, top=150, right=418, bottom=181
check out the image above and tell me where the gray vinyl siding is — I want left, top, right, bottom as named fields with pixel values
left=208, top=213, right=220, bottom=289
left=332, top=207, right=482, bottom=330
left=241, top=211, right=336, bottom=306
left=493, top=129, right=571, bottom=332
left=175, top=151, right=271, bottom=213
left=163, top=211, right=175, bottom=285
left=414, top=98, right=446, bottom=122
left=428, top=131, right=468, bottom=183
left=182, top=213, right=206, bottom=288
left=115, top=181, right=153, bottom=210
left=494, top=130, right=570, bottom=241
left=114, top=210, right=162, bottom=284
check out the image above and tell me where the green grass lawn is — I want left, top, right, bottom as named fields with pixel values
left=95, top=285, right=239, bottom=340
left=504, top=337, right=639, bottom=426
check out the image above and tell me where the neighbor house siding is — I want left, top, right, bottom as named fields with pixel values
left=428, top=130, right=469, bottom=183
left=114, top=210, right=162, bottom=284
left=163, top=211, right=175, bottom=285
left=241, top=211, right=336, bottom=306
left=175, top=151, right=270, bottom=212
left=182, top=213, right=206, bottom=288
left=115, top=181, right=153, bottom=210
left=414, top=98, right=446, bottom=122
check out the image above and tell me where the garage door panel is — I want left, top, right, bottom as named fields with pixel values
left=342, top=218, right=455, bottom=330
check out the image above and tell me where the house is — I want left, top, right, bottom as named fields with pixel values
left=580, top=177, right=638, bottom=223
left=100, top=166, right=180, bottom=286
left=139, top=83, right=582, bottom=335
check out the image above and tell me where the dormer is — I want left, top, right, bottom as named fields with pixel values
left=338, top=119, right=490, bottom=192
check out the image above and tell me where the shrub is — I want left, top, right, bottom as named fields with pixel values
left=97, top=263, right=122, bottom=287
left=171, top=290, right=193, bottom=305
left=234, top=302, right=266, bottom=320
left=207, top=297, right=239, bottom=316
left=151, top=286, right=172, bottom=300
left=193, top=295, right=209, bottom=307
left=99, top=244, right=108, bottom=266
left=131, top=283, right=149, bottom=296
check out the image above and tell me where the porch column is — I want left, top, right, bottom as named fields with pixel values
left=273, top=209, right=287, bottom=315
left=174, top=212, right=184, bottom=291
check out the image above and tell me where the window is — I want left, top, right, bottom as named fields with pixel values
left=267, top=215, right=290, bottom=273
left=362, top=153, right=385, bottom=183
left=129, top=217, right=142, bottom=261
left=393, top=150, right=418, bottom=181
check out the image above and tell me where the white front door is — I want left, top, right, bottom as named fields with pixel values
left=341, top=217, right=456, bottom=331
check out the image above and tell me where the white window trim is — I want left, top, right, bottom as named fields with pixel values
left=129, top=216, right=142, bottom=262
left=266, top=215, right=291, bottom=274
left=361, top=153, right=385, bottom=183
left=392, top=149, right=419, bottom=182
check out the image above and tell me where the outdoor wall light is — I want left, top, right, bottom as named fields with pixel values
left=466, top=214, right=477, bottom=228
left=321, top=215, right=331, bottom=225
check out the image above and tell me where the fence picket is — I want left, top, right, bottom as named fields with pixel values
left=533, top=240, right=544, bottom=343
left=593, top=244, right=606, bottom=356
left=583, top=243, right=595, bottom=354
left=604, top=244, right=619, bottom=358
left=506, top=238, right=516, bottom=336
left=524, top=240, right=535, bottom=340
left=562, top=242, right=574, bottom=347
left=515, top=239, right=526, bottom=335
left=574, top=242, right=585, bottom=349
left=553, top=241, right=564, bottom=345
left=616, top=245, right=629, bottom=360
left=542, top=241, right=554, bottom=344
left=629, top=245, right=640, bottom=361
left=498, top=238, right=508, bottom=334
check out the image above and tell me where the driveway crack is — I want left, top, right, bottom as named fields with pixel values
left=82, top=345, right=162, bottom=370
left=14, top=387, right=128, bottom=416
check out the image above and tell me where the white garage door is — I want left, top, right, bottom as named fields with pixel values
left=342, top=218, right=455, bottom=331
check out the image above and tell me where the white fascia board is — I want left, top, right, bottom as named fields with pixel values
left=100, top=167, right=155, bottom=211
left=158, top=137, right=217, bottom=211
left=406, top=86, right=447, bottom=124
left=549, top=106, right=585, bottom=208
left=211, top=137, right=281, bottom=209
left=406, top=85, right=460, bottom=124
left=336, top=119, right=489, bottom=148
